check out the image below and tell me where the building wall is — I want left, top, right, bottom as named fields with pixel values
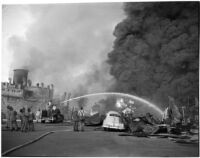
left=1, top=84, right=54, bottom=114
left=1, top=82, right=23, bottom=98
left=1, top=96, right=49, bottom=114
left=24, top=86, right=53, bottom=101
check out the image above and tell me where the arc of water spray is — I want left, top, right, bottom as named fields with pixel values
left=61, top=92, right=164, bottom=115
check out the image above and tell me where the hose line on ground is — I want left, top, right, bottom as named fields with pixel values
left=2, top=129, right=71, bottom=156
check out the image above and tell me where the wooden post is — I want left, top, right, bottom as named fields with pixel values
left=66, top=93, right=71, bottom=120
left=182, top=106, right=185, bottom=125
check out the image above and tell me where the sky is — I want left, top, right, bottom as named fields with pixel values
left=2, top=5, right=34, bottom=81
left=2, top=3, right=125, bottom=95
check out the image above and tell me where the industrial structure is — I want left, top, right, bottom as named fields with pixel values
left=1, top=69, right=54, bottom=114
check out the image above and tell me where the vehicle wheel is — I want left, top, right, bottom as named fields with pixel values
left=104, top=127, right=107, bottom=131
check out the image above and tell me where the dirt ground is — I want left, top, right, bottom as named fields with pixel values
left=2, top=123, right=199, bottom=157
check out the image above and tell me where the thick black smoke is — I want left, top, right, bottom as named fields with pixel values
left=108, top=2, right=199, bottom=108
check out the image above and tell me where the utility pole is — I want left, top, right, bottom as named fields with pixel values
left=66, top=93, right=72, bottom=120
left=181, top=106, right=186, bottom=125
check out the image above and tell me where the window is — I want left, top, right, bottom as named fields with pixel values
left=109, top=114, right=120, bottom=117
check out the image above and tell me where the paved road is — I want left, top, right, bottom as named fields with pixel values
left=2, top=123, right=71, bottom=153
left=2, top=124, right=199, bottom=157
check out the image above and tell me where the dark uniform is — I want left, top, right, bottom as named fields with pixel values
left=28, top=108, right=35, bottom=131
left=72, top=111, right=79, bottom=131
left=21, top=109, right=28, bottom=132
left=78, top=108, right=85, bottom=132
left=19, top=109, right=24, bottom=130
left=10, top=107, right=18, bottom=131
left=6, top=106, right=11, bottom=129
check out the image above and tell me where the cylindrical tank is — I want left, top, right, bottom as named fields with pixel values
left=36, top=83, right=40, bottom=87
left=13, top=69, right=28, bottom=87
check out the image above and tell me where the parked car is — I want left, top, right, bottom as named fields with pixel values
left=102, top=111, right=125, bottom=130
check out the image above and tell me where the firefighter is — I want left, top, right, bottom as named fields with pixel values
left=6, top=105, right=11, bottom=129
left=19, top=108, right=24, bottom=130
left=78, top=107, right=85, bottom=132
left=72, top=108, right=79, bottom=131
left=47, top=100, right=53, bottom=118
left=10, top=106, right=18, bottom=131
left=28, top=108, right=35, bottom=131
left=21, top=108, right=28, bottom=132
left=35, top=108, right=41, bottom=123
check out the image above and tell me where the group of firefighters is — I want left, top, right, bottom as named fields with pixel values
left=5, top=101, right=86, bottom=132
left=6, top=105, right=35, bottom=132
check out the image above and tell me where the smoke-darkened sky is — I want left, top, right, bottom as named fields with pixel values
left=2, top=3, right=125, bottom=95
left=108, top=2, right=199, bottom=106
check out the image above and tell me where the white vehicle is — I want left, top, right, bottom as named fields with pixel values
left=102, top=111, right=125, bottom=130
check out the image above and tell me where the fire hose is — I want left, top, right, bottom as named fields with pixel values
left=2, top=129, right=72, bottom=156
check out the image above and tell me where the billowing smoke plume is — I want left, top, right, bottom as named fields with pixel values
left=7, top=3, right=124, bottom=96
left=108, top=2, right=199, bottom=108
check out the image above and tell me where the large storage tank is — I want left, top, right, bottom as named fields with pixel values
left=13, top=69, right=29, bottom=87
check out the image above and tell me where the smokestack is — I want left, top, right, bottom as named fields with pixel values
left=51, top=84, right=54, bottom=89
left=13, top=69, right=28, bottom=86
left=27, top=79, right=32, bottom=87
left=41, top=82, right=44, bottom=88
left=36, top=83, right=40, bottom=87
